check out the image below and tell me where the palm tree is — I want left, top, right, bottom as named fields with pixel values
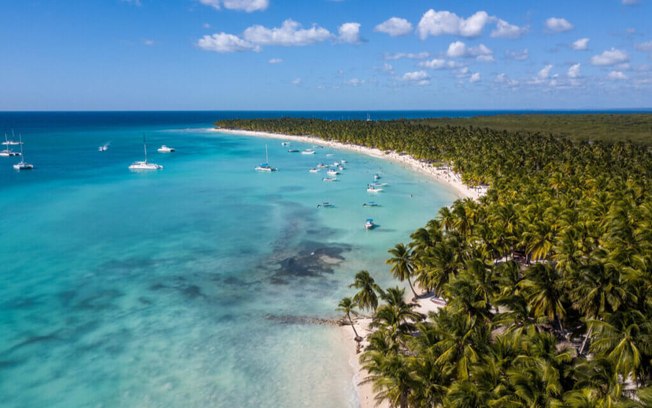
left=349, top=270, right=384, bottom=312
left=337, top=297, right=363, bottom=342
left=387, top=243, right=419, bottom=299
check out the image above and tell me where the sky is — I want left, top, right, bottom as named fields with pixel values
left=1, top=0, right=651, bottom=110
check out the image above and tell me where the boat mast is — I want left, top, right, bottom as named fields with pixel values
left=143, top=134, right=148, bottom=162
left=265, top=144, right=269, bottom=163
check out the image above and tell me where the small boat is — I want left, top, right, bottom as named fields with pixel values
left=373, top=173, right=381, bottom=180
left=327, top=169, right=339, bottom=176
left=367, top=185, right=383, bottom=193
left=309, top=168, right=320, bottom=173
left=281, top=142, right=290, bottom=146
left=316, top=163, right=328, bottom=168
left=301, top=149, right=315, bottom=155
left=288, top=149, right=300, bottom=153
left=98, top=144, right=109, bottom=152
left=365, top=218, right=375, bottom=230
left=317, top=202, right=335, bottom=208
left=129, top=136, right=163, bottom=170
left=12, top=135, right=33, bottom=170
left=363, top=201, right=381, bottom=207
left=255, top=144, right=277, bottom=172
left=1, top=134, right=21, bottom=157
left=2, top=133, right=22, bottom=146
left=340, top=159, right=347, bottom=164
left=157, top=145, right=175, bottom=153
left=322, top=177, right=337, bottom=182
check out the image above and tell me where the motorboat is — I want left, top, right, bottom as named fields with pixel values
left=365, top=218, right=375, bottom=230
left=157, top=145, right=175, bottom=153
left=129, top=136, right=162, bottom=170
left=281, top=142, right=290, bottom=146
left=327, top=169, right=339, bottom=176
left=309, top=168, right=320, bottom=173
left=317, top=202, right=335, bottom=208
left=367, top=185, right=383, bottom=193
left=98, top=144, right=109, bottom=152
left=301, top=149, right=315, bottom=155
left=322, top=177, right=337, bottom=182
left=373, top=173, right=381, bottom=180
left=288, top=149, right=300, bottom=153
left=363, top=201, right=381, bottom=207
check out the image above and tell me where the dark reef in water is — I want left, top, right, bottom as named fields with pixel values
left=268, top=241, right=351, bottom=284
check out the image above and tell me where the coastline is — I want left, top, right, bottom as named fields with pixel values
left=214, top=127, right=482, bottom=408
left=214, top=128, right=486, bottom=200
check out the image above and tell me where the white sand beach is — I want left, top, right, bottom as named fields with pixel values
left=215, top=127, right=483, bottom=408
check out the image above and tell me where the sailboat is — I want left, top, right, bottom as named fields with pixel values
left=255, top=144, right=277, bottom=172
left=129, top=135, right=163, bottom=170
left=12, top=135, right=34, bottom=170
left=2, top=130, right=22, bottom=146
left=1, top=133, right=21, bottom=157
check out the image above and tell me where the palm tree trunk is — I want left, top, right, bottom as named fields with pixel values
left=347, top=312, right=362, bottom=341
left=579, top=326, right=593, bottom=355
left=407, top=276, right=419, bottom=300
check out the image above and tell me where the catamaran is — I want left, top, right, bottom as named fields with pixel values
left=12, top=135, right=33, bottom=170
left=2, top=131, right=22, bottom=146
left=1, top=134, right=21, bottom=157
left=129, top=136, right=163, bottom=170
left=255, top=144, right=277, bottom=172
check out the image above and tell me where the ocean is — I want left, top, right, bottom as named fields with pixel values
left=0, top=110, right=623, bottom=407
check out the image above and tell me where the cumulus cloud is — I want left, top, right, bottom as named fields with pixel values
left=446, top=41, right=494, bottom=61
left=608, top=70, right=627, bottom=80
left=591, top=48, right=629, bottom=66
left=268, top=58, right=283, bottom=64
left=572, top=38, right=590, bottom=50
left=469, top=72, right=481, bottom=83
left=243, top=19, right=332, bottom=46
left=338, top=22, right=361, bottom=43
left=402, top=70, right=430, bottom=85
left=417, top=9, right=490, bottom=39
left=622, top=0, right=639, bottom=5
left=384, top=52, right=429, bottom=60
left=491, top=19, right=527, bottom=39
left=291, top=78, right=302, bottom=86
left=418, top=58, right=462, bottom=69
left=538, top=64, right=553, bottom=79
left=374, top=17, right=413, bottom=37
left=197, top=33, right=260, bottom=52
left=346, top=78, right=365, bottom=87
left=567, top=63, right=581, bottom=78
left=495, top=73, right=519, bottom=87
left=546, top=17, right=573, bottom=33
left=199, top=0, right=269, bottom=12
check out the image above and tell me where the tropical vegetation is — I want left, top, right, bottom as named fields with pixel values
left=217, top=116, right=652, bottom=407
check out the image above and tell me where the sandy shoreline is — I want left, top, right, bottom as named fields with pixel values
left=214, top=128, right=486, bottom=200
left=214, top=127, right=482, bottom=408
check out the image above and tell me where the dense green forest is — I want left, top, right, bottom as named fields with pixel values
left=217, top=116, right=652, bottom=407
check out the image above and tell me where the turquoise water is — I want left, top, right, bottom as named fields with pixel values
left=0, top=113, right=458, bottom=407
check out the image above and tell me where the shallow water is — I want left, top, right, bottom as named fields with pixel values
left=0, top=113, right=457, bottom=407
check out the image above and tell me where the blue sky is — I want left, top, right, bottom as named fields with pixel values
left=2, top=0, right=651, bottom=110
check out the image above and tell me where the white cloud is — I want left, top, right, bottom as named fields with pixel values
left=382, top=63, right=394, bottom=73
left=402, top=70, right=430, bottom=85
left=199, top=0, right=269, bottom=12
left=622, top=0, right=640, bottom=5
left=538, top=64, right=553, bottom=80
left=636, top=41, right=652, bottom=52
left=446, top=41, right=493, bottom=61
left=495, top=73, right=519, bottom=87
left=417, top=9, right=490, bottom=39
left=384, top=52, right=429, bottom=60
left=572, top=38, right=590, bottom=50
left=418, top=58, right=462, bottom=69
left=469, top=72, right=481, bottom=83
left=568, top=63, right=581, bottom=78
left=491, top=19, right=527, bottom=39
left=505, top=49, right=528, bottom=61
left=243, top=20, right=332, bottom=46
left=346, top=78, right=365, bottom=86
left=591, top=48, right=629, bottom=66
left=121, top=0, right=142, bottom=6
left=268, top=58, right=283, bottom=64
left=197, top=33, right=260, bottom=52
left=546, top=17, right=573, bottom=33
left=608, top=71, right=627, bottom=80
left=374, top=17, right=413, bottom=37
left=291, top=78, right=302, bottom=86
left=143, top=39, right=155, bottom=46
left=338, top=22, right=361, bottom=43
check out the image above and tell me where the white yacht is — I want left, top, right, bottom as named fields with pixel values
left=12, top=135, right=33, bottom=170
left=157, top=145, right=175, bottom=153
left=367, top=185, right=383, bottom=193
left=98, top=143, right=109, bottom=152
left=309, top=168, right=320, bottom=173
left=255, top=144, right=277, bottom=172
left=129, top=137, right=162, bottom=170
left=301, top=149, right=315, bottom=155
left=327, top=169, right=339, bottom=177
